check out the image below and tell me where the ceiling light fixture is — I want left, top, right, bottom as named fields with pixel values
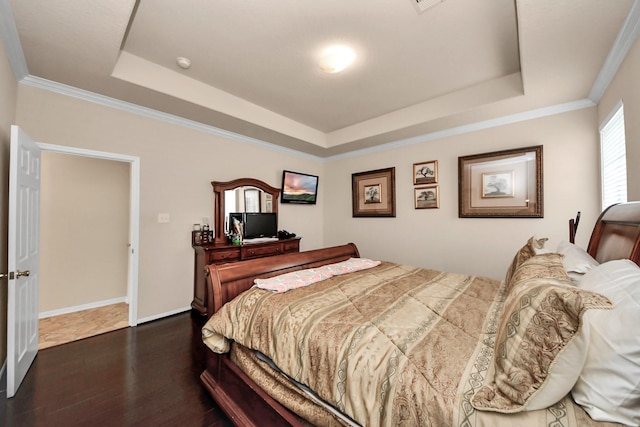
left=319, top=45, right=355, bottom=74
left=176, top=57, right=191, bottom=69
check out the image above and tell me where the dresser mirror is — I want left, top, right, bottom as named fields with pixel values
left=212, top=178, right=280, bottom=245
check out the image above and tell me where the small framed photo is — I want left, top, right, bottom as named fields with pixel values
left=352, top=167, right=396, bottom=217
left=458, top=145, right=543, bottom=218
left=481, top=171, right=515, bottom=198
left=364, top=184, right=381, bottom=203
left=413, top=160, right=438, bottom=185
left=415, top=185, right=439, bottom=209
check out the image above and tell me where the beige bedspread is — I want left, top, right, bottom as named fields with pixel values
left=202, top=261, right=616, bottom=427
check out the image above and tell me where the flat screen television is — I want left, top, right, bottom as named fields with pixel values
left=229, top=212, right=278, bottom=239
left=280, top=170, right=319, bottom=204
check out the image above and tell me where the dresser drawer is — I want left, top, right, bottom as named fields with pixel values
left=242, top=244, right=281, bottom=259
left=281, top=240, right=300, bottom=253
left=208, top=249, right=240, bottom=263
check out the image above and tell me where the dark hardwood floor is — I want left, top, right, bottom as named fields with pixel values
left=1, top=311, right=234, bottom=427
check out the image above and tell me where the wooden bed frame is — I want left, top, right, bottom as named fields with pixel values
left=200, top=202, right=640, bottom=427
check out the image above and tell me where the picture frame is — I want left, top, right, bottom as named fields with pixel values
left=413, top=160, right=438, bottom=185
left=458, top=145, right=543, bottom=218
left=352, top=167, right=396, bottom=217
left=414, top=185, right=439, bottom=209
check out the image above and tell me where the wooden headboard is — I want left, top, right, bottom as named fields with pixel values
left=205, top=243, right=359, bottom=316
left=587, top=201, right=640, bottom=265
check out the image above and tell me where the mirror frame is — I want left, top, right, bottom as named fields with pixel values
left=211, top=178, right=281, bottom=245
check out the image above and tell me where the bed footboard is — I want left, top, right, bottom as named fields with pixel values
left=201, top=243, right=360, bottom=426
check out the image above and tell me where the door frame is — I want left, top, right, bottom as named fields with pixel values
left=38, top=143, right=140, bottom=326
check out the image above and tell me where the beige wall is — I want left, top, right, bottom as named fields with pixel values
left=14, top=84, right=325, bottom=320
left=0, top=38, right=18, bottom=370
left=39, top=152, right=129, bottom=313
left=597, top=36, right=640, bottom=202
left=324, top=108, right=601, bottom=280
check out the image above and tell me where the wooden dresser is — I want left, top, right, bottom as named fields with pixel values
left=191, top=237, right=301, bottom=316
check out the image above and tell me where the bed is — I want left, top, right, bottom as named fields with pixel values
left=200, top=201, right=640, bottom=427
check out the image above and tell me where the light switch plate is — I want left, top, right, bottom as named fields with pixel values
left=158, top=213, right=170, bottom=223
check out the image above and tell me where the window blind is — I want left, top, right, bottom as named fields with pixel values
left=600, top=102, right=627, bottom=210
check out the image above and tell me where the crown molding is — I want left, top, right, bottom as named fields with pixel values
left=589, top=0, right=640, bottom=102
left=21, top=75, right=322, bottom=161
left=22, top=76, right=597, bottom=163
left=326, top=99, right=596, bottom=161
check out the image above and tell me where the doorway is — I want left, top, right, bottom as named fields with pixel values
left=38, top=143, right=140, bottom=338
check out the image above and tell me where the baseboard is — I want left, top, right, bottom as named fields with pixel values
left=137, top=306, right=192, bottom=324
left=39, top=297, right=128, bottom=319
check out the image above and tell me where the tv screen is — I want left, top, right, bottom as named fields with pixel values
left=281, top=170, right=319, bottom=204
left=243, top=213, right=277, bottom=239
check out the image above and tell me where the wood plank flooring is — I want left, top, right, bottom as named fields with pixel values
left=1, top=311, right=234, bottom=427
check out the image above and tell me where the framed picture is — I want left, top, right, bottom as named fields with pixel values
left=415, top=185, right=439, bottom=209
left=413, top=160, right=438, bottom=185
left=352, top=167, right=396, bottom=217
left=458, top=145, right=543, bottom=218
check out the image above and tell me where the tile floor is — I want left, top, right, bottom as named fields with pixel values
left=38, top=302, right=129, bottom=349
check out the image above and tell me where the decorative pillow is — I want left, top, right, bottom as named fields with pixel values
left=571, top=259, right=640, bottom=426
left=472, top=253, right=613, bottom=413
left=557, top=240, right=599, bottom=283
left=503, top=236, right=550, bottom=290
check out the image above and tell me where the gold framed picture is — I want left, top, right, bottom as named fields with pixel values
left=458, top=145, right=543, bottom=218
left=414, top=185, right=439, bottom=209
left=352, top=167, right=396, bottom=217
left=413, top=160, right=438, bottom=185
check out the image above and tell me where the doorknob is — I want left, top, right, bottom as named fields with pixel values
left=0, top=270, right=30, bottom=280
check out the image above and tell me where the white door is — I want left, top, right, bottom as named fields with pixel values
left=7, top=125, right=41, bottom=398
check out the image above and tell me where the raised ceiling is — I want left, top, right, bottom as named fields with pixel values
left=5, top=0, right=637, bottom=157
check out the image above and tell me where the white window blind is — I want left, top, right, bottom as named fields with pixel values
left=600, top=102, right=627, bottom=210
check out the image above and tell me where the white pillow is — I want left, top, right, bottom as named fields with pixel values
left=571, top=259, right=640, bottom=426
left=557, top=240, right=599, bottom=283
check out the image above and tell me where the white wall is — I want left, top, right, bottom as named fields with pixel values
left=324, top=108, right=600, bottom=280
left=14, top=84, right=325, bottom=321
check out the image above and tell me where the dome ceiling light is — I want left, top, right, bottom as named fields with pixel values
left=319, top=45, right=356, bottom=74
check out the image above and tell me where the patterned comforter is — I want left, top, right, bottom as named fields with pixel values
left=202, top=261, right=615, bottom=427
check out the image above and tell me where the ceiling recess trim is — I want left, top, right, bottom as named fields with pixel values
left=412, top=0, right=445, bottom=14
